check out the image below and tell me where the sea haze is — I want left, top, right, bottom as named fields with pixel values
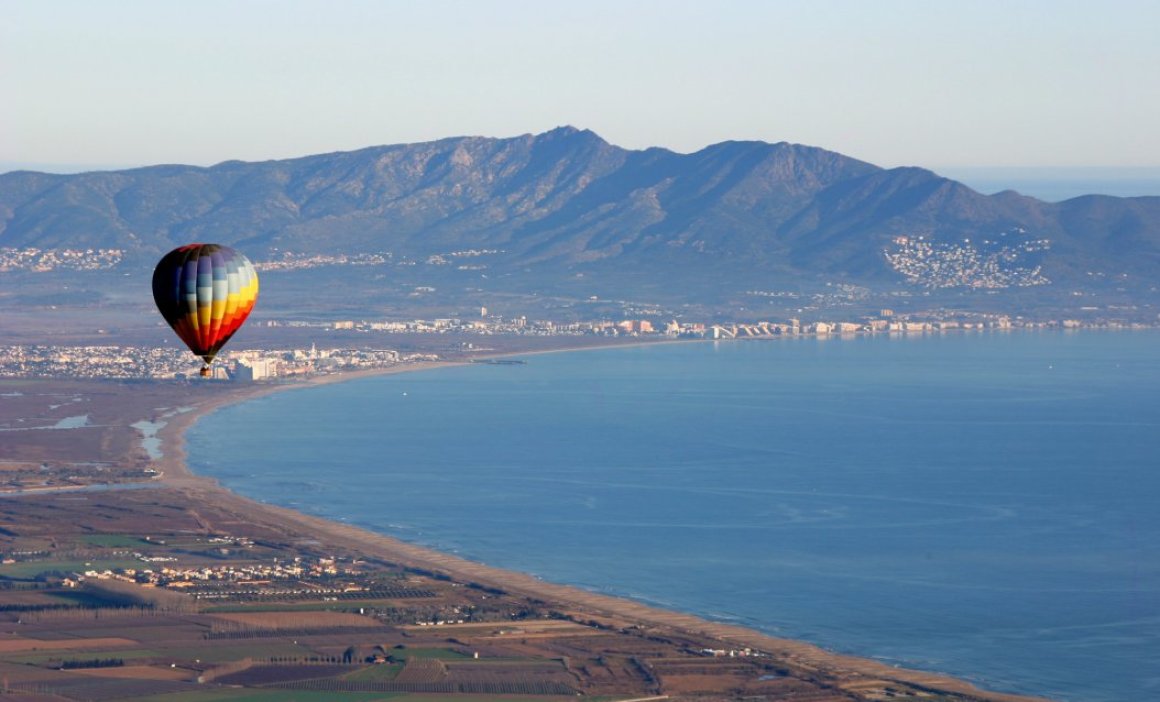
left=188, top=331, right=1160, bottom=702
left=938, top=166, right=1160, bottom=201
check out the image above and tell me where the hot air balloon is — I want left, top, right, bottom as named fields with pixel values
left=152, top=244, right=259, bottom=377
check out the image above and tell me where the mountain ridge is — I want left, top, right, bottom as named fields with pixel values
left=2, top=127, right=1158, bottom=316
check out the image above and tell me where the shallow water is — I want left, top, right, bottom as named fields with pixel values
left=131, top=420, right=165, bottom=459
left=52, top=415, right=89, bottom=429
left=189, top=331, right=1160, bottom=702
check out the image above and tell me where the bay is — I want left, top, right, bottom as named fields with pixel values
left=188, top=330, right=1160, bottom=702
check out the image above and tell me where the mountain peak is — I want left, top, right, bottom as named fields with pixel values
left=536, top=125, right=607, bottom=144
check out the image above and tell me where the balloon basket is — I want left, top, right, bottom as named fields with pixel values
left=199, top=365, right=212, bottom=378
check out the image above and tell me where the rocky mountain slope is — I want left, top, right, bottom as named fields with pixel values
left=2, top=127, right=1158, bottom=316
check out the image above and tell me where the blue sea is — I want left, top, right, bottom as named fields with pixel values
left=187, top=331, right=1160, bottom=702
left=932, top=167, right=1160, bottom=202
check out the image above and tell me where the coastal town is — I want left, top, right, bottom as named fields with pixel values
left=0, top=239, right=1052, bottom=290
left=0, top=343, right=429, bottom=381
left=0, top=232, right=1085, bottom=295
left=0, top=310, right=1139, bottom=381
left=882, top=233, right=1052, bottom=289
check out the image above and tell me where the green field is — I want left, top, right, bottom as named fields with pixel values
left=157, top=642, right=318, bottom=664
left=130, top=690, right=403, bottom=702
left=393, top=647, right=471, bottom=661
left=201, top=598, right=421, bottom=614
left=342, top=662, right=404, bottom=681
left=130, top=692, right=582, bottom=702
left=6, top=648, right=158, bottom=666
left=0, top=557, right=144, bottom=580
left=76, top=534, right=150, bottom=548
left=6, top=641, right=317, bottom=667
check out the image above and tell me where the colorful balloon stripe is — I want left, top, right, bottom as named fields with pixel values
left=152, top=244, right=259, bottom=369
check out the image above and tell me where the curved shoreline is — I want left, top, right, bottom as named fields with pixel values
left=154, top=354, right=1053, bottom=702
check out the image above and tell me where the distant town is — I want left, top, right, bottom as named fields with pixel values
left=0, top=236, right=1094, bottom=294
left=0, top=247, right=124, bottom=272
left=0, top=310, right=1148, bottom=381
left=883, top=232, right=1052, bottom=289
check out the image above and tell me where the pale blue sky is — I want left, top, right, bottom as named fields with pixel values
left=3, top=0, right=1159, bottom=173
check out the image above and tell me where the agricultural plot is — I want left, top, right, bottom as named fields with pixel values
left=128, top=649, right=583, bottom=697
left=208, top=610, right=385, bottom=630
left=189, top=586, right=436, bottom=603
left=0, top=588, right=90, bottom=609
left=392, top=648, right=472, bottom=661
left=4, top=674, right=202, bottom=700
left=129, top=690, right=405, bottom=701
left=342, top=663, right=405, bottom=681
left=215, top=663, right=356, bottom=686
left=60, top=663, right=192, bottom=680
left=0, top=557, right=145, bottom=580
left=76, top=534, right=151, bottom=548
left=269, top=678, right=578, bottom=695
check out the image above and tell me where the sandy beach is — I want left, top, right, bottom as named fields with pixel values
left=129, top=357, right=1053, bottom=702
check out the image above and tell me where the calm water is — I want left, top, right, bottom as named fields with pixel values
left=188, top=331, right=1160, bottom=702
left=934, top=168, right=1160, bottom=201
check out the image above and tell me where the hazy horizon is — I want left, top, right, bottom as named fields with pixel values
left=6, top=151, right=1159, bottom=202
left=5, top=1, right=1159, bottom=172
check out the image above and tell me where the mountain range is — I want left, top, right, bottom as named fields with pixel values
left=2, top=127, right=1158, bottom=319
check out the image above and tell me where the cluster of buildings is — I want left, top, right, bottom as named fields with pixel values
left=0, top=309, right=1138, bottom=382
left=277, top=310, right=1097, bottom=341
left=253, top=251, right=392, bottom=271
left=703, top=315, right=1020, bottom=338
left=0, top=344, right=436, bottom=381
left=75, top=553, right=348, bottom=591
left=884, top=234, right=1051, bottom=289
left=699, top=647, right=765, bottom=658
left=0, top=247, right=124, bottom=272
left=277, top=315, right=675, bottom=337
left=251, top=248, right=501, bottom=272
left=0, top=345, right=194, bottom=379
left=423, top=248, right=500, bottom=267
left=2, top=239, right=1059, bottom=290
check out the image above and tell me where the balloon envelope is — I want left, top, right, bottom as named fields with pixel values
left=152, top=244, right=259, bottom=369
